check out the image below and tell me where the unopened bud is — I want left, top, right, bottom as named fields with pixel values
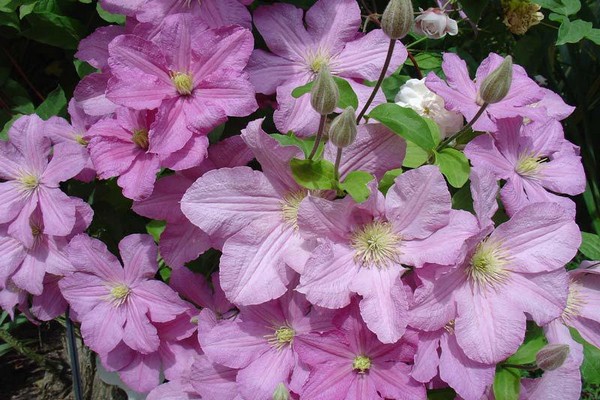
left=310, top=67, right=339, bottom=115
left=329, top=107, right=357, bottom=148
left=272, top=383, right=290, bottom=400
left=381, top=0, right=414, bottom=40
left=477, top=56, right=513, bottom=105
left=536, top=344, right=570, bottom=371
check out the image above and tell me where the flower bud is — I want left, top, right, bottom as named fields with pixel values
left=414, top=8, right=459, bottom=39
left=381, top=0, right=414, bottom=40
left=329, top=107, right=357, bottom=148
left=310, top=66, right=339, bottom=115
left=477, top=56, right=513, bottom=105
left=536, top=344, right=570, bottom=371
left=272, top=383, right=290, bottom=400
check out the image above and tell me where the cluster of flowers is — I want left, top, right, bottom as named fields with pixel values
left=0, top=0, right=599, bottom=399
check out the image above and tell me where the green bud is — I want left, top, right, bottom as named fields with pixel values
left=328, top=107, right=357, bottom=148
left=272, top=383, right=290, bottom=400
left=381, top=0, right=414, bottom=40
left=477, top=56, right=513, bottom=105
left=535, top=344, right=570, bottom=371
left=310, top=66, right=339, bottom=115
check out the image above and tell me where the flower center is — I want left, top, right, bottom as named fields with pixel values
left=515, top=153, right=547, bottom=177
left=266, top=325, right=295, bottom=350
left=74, top=134, right=88, bottom=146
left=444, top=320, right=455, bottom=335
left=352, top=355, right=371, bottom=373
left=19, top=173, right=39, bottom=192
left=281, top=191, right=307, bottom=230
left=132, top=129, right=149, bottom=150
left=31, top=223, right=42, bottom=237
left=467, top=239, right=509, bottom=287
left=351, top=221, right=402, bottom=268
left=171, top=72, right=194, bottom=95
left=306, top=48, right=331, bottom=74
left=562, top=281, right=585, bottom=323
left=110, top=284, right=131, bottom=307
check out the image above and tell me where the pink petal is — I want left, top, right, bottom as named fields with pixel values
left=237, top=348, right=294, bottom=400
left=117, top=153, right=160, bottom=201
left=0, top=181, right=26, bottom=224
left=58, top=272, right=107, bottom=315
left=305, top=0, right=361, bottom=55
left=190, top=356, right=238, bottom=400
left=81, top=302, right=126, bottom=355
left=66, top=234, right=123, bottom=281
left=274, top=81, right=320, bottom=137
left=118, top=352, right=162, bottom=393
left=247, top=49, right=306, bottom=94
left=8, top=115, right=50, bottom=173
left=38, top=186, right=76, bottom=237
left=411, top=330, right=441, bottom=383
left=122, top=300, right=160, bottom=354
left=41, top=142, right=86, bottom=184
left=370, top=361, right=426, bottom=400
left=119, top=234, right=158, bottom=283
left=73, top=73, right=117, bottom=117
left=159, top=221, right=211, bottom=269
left=133, top=280, right=189, bottom=323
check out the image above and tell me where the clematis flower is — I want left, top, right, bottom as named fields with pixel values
left=426, top=53, right=545, bottom=132
left=410, top=170, right=581, bottom=364
left=247, top=0, right=407, bottom=136
left=46, top=99, right=98, bottom=182
left=0, top=114, right=87, bottom=247
left=411, top=325, right=495, bottom=400
left=200, top=288, right=333, bottom=400
left=107, top=13, right=257, bottom=154
left=465, top=117, right=585, bottom=218
left=558, top=260, right=600, bottom=349
left=59, top=234, right=188, bottom=356
left=294, top=301, right=425, bottom=400
left=395, top=78, right=463, bottom=138
left=296, top=166, right=478, bottom=343
left=520, top=319, right=583, bottom=400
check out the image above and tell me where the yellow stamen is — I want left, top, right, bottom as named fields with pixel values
left=281, top=191, right=307, bottom=230
left=351, top=221, right=402, bottom=269
left=110, top=284, right=131, bottom=307
left=562, top=280, right=585, bottom=323
left=265, top=325, right=295, bottom=350
left=171, top=72, right=194, bottom=95
left=352, top=355, right=372, bottom=373
left=132, top=129, right=149, bottom=150
left=467, top=239, right=510, bottom=287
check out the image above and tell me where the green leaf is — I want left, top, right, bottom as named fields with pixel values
left=146, top=220, right=166, bottom=242
left=570, top=328, right=600, bottom=384
left=556, top=19, right=593, bottom=45
left=403, top=141, right=429, bottom=168
left=580, top=232, right=600, bottom=260
left=36, top=86, right=67, bottom=119
left=452, top=183, right=474, bottom=213
left=493, top=367, right=521, bottom=400
left=291, top=77, right=358, bottom=110
left=73, top=60, right=97, bottom=78
left=507, top=324, right=547, bottom=365
left=339, top=171, right=374, bottom=202
left=379, top=168, right=403, bottom=195
left=405, top=53, right=442, bottom=70
left=272, top=133, right=318, bottom=158
left=585, top=28, right=600, bottom=45
left=536, top=0, right=580, bottom=15
left=22, top=11, right=86, bottom=49
left=96, top=2, right=125, bottom=24
left=0, top=10, right=19, bottom=29
left=368, top=103, right=439, bottom=151
left=290, top=158, right=336, bottom=190
left=0, top=114, right=22, bottom=141
left=434, top=148, right=470, bottom=188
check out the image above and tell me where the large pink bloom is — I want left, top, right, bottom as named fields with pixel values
left=59, top=234, right=188, bottom=356
left=465, top=118, right=585, bottom=217
left=296, top=166, right=478, bottom=343
left=0, top=115, right=86, bottom=247
left=426, top=53, right=545, bottom=132
left=410, top=170, right=580, bottom=364
left=201, top=288, right=333, bottom=400
left=106, top=13, right=257, bottom=154
left=294, top=301, right=425, bottom=400
left=247, top=0, right=407, bottom=135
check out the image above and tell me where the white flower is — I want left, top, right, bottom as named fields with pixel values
left=395, top=78, right=463, bottom=138
left=414, top=8, right=459, bottom=39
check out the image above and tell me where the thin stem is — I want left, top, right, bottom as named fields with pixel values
left=406, top=36, right=428, bottom=49
left=501, top=363, right=539, bottom=371
left=334, top=147, right=343, bottom=181
left=436, top=103, right=489, bottom=151
left=66, top=308, right=83, bottom=400
left=1, top=46, right=45, bottom=102
left=308, top=115, right=327, bottom=160
left=356, top=39, right=396, bottom=124
left=407, top=51, right=423, bottom=79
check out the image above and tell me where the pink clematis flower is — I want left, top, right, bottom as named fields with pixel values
left=201, top=288, right=333, bottom=400
left=59, top=234, right=188, bottom=356
left=410, top=170, right=581, bottom=364
left=411, top=326, right=495, bottom=400
left=520, top=319, right=583, bottom=400
left=106, top=14, right=257, bottom=154
left=0, top=115, right=87, bottom=247
left=247, top=0, right=407, bottom=136
left=294, top=301, right=425, bottom=400
left=426, top=53, right=545, bottom=132
left=296, top=166, right=478, bottom=343
left=465, top=118, right=585, bottom=218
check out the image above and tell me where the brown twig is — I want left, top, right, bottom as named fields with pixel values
left=407, top=51, right=424, bottom=79
left=1, top=46, right=45, bottom=102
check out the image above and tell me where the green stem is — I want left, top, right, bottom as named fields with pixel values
left=436, top=102, right=489, bottom=151
left=334, top=147, right=343, bottom=182
left=501, top=363, right=539, bottom=371
left=356, top=39, right=396, bottom=124
left=308, top=115, right=327, bottom=160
